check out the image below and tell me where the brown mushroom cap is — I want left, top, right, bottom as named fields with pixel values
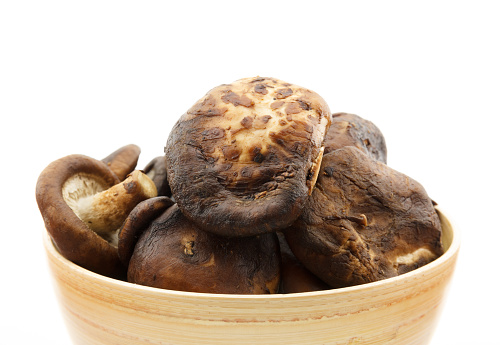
left=165, top=76, right=331, bottom=237
left=36, top=154, right=125, bottom=278
left=127, top=204, right=281, bottom=294
left=323, top=112, right=387, bottom=163
left=285, top=147, right=443, bottom=288
left=143, top=156, right=171, bottom=197
left=118, top=196, right=175, bottom=267
left=102, top=144, right=141, bottom=181
left=277, top=232, right=330, bottom=294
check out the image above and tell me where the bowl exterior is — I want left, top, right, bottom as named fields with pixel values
left=44, top=208, right=459, bottom=345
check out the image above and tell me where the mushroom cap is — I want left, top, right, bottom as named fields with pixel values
left=277, top=232, right=330, bottom=294
left=165, top=76, right=331, bottom=237
left=127, top=204, right=281, bottom=294
left=143, top=156, right=171, bottom=197
left=36, top=154, right=126, bottom=278
left=102, top=144, right=141, bottom=181
left=284, top=147, right=443, bottom=288
left=323, top=113, right=387, bottom=163
left=118, top=196, right=175, bottom=267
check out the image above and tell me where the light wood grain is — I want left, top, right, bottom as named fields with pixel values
left=44, top=207, right=459, bottom=345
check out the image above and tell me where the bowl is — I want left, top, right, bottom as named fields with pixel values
left=44, top=206, right=459, bottom=345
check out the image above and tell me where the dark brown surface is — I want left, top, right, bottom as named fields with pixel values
left=277, top=232, right=330, bottom=294
left=118, top=196, right=175, bottom=267
left=143, top=156, right=171, bottom=197
left=285, top=147, right=443, bottom=288
left=323, top=113, right=387, bottom=163
left=36, top=154, right=126, bottom=279
left=165, top=77, right=331, bottom=237
left=102, top=144, right=141, bottom=181
left=127, top=204, right=281, bottom=294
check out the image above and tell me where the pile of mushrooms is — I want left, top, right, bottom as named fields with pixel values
left=36, top=77, right=443, bottom=294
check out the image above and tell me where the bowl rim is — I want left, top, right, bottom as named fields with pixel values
left=43, top=205, right=460, bottom=301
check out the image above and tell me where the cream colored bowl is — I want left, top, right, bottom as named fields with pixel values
left=44, top=207, right=459, bottom=345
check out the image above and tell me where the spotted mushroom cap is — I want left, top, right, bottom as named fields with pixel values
left=165, top=76, right=331, bottom=237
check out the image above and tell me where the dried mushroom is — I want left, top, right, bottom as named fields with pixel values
left=285, top=147, right=443, bottom=288
left=35, top=76, right=446, bottom=296
left=102, top=144, right=141, bottom=181
left=36, top=154, right=157, bottom=278
left=323, top=112, right=387, bottom=163
left=277, top=232, right=330, bottom=294
left=126, top=204, right=281, bottom=294
left=143, top=156, right=171, bottom=197
left=165, top=76, right=331, bottom=237
left=118, top=196, right=175, bottom=266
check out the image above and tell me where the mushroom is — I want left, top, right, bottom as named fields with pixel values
left=36, top=154, right=157, bottom=278
left=118, top=196, right=175, bottom=267
left=143, top=156, right=171, bottom=197
left=70, top=169, right=158, bottom=244
left=124, top=204, right=281, bottom=294
left=277, top=232, right=330, bottom=294
left=284, top=147, right=443, bottom=288
left=165, top=76, right=331, bottom=237
left=102, top=144, right=141, bottom=181
left=323, top=112, right=387, bottom=163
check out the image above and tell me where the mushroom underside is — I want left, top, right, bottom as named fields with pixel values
left=36, top=154, right=126, bottom=278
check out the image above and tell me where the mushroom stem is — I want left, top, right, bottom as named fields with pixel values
left=70, top=170, right=157, bottom=243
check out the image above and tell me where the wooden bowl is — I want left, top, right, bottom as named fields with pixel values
left=44, top=207, right=459, bottom=345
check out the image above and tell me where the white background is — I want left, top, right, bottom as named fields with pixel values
left=1, top=1, right=499, bottom=344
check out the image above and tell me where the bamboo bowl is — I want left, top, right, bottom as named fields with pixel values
left=44, top=207, right=459, bottom=345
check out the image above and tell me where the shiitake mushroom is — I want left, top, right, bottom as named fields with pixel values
left=284, top=147, right=443, bottom=289
left=35, top=78, right=444, bottom=295
left=102, top=144, right=141, bottom=181
left=277, top=232, right=330, bottom=294
left=124, top=204, right=281, bottom=294
left=36, top=154, right=157, bottom=279
left=324, top=112, right=387, bottom=163
left=165, top=76, right=331, bottom=237
left=143, top=156, right=172, bottom=197
left=118, top=196, right=175, bottom=267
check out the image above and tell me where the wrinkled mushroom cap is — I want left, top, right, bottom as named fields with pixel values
left=127, top=204, right=281, bottom=294
left=36, top=154, right=125, bottom=278
left=285, top=147, right=443, bottom=288
left=165, top=76, right=331, bottom=237
left=323, top=113, right=387, bottom=163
